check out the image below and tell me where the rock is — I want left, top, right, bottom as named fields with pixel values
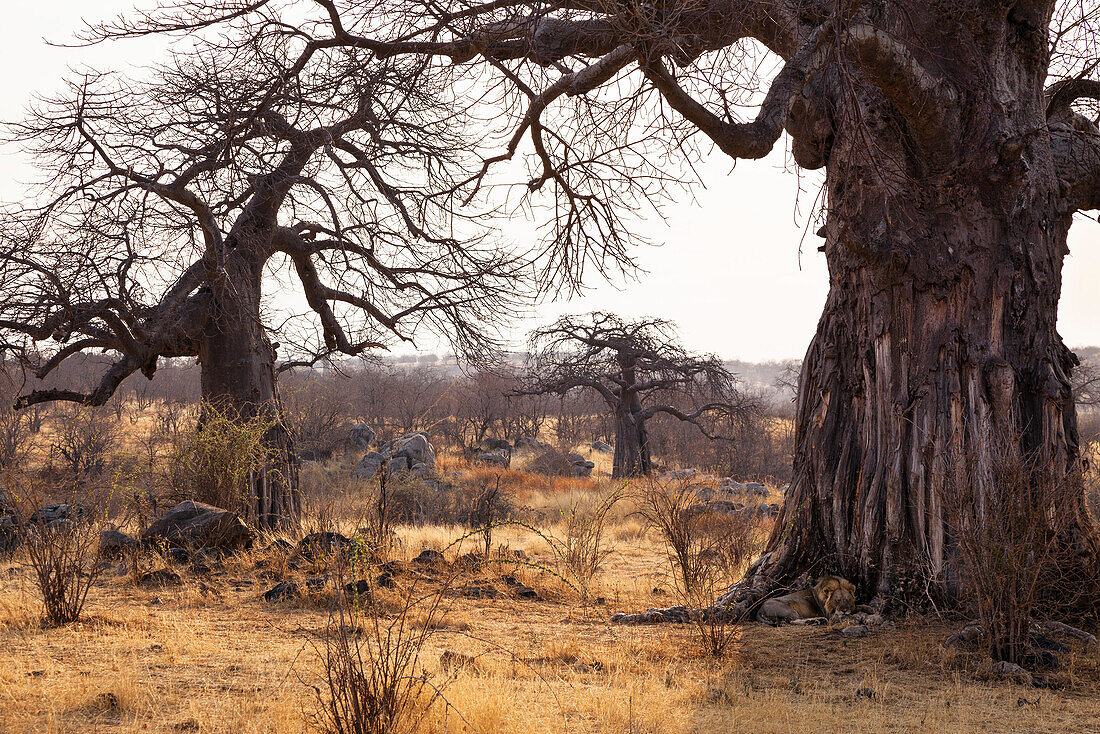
left=475, top=451, right=510, bottom=468
left=386, top=457, right=410, bottom=475
left=27, top=504, right=88, bottom=525
left=590, top=440, right=613, bottom=454
left=296, top=532, right=352, bottom=561
left=684, top=500, right=746, bottom=518
left=992, top=660, right=1033, bottom=684
left=756, top=503, right=780, bottom=518
left=514, top=436, right=546, bottom=452
left=479, top=438, right=512, bottom=453
left=514, top=584, right=538, bottom=600
left=142, top=501, right=253, bottom=551
left=263, top=581, right=299, bottom=602
left=353, top=451, right=386, bottom=479
left=342, top=579, right=371, bottom=598
left=661, top=468, right=698, bottom=481
left=166, top=547, right=190, bottom=564
left=841, top=625, right=869, bottom=639
left=946, top=622, right=985, bottom=648
left=139, top=569, right=182, bottom=587
left=566, top=453, right=595, bottom=477
left=388, top=431, right=435, bottom=469
left=413, top=549, right=446, bottom=566
left=99, top=529, right=140, bottom=560
left=743, top=482, right=769, bottom=497
left=346, top=423, right=376, bottom=450
left=410, top=462, right=434, bottom=479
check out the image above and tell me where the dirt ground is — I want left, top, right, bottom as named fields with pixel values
left=2, top=459, right=1100, bottom=734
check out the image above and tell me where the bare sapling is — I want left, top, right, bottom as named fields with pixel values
left=639, top=479, right=761, bottom=656
left=10, top=476, right=105, bottom=626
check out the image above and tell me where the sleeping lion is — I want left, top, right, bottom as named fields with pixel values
left=756, top=575, right=856, bottom=625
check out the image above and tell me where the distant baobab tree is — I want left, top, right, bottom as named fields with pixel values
left=0, top=6, right=538, bottom=527
left=520, top=313, right=745, bottom=478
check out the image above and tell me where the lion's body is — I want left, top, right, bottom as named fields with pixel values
left=756, top=576, right=856, bottom=624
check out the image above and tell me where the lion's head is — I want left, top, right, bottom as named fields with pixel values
left=813, top=575, right=856, bottom=616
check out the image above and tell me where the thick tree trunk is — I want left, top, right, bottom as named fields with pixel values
left=734, top=8, right=1097, bottom=606
left=612, top=406, right=651, bottom=478
left=198, top=250, right=300, bottom=529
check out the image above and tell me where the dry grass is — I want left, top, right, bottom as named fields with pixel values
left=3, top=459, right=1100, bottom=732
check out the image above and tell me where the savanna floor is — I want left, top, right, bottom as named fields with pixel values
left=2, top=462, right=1100, bottom=734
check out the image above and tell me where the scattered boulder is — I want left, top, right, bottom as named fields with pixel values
left=386, top=457, right=410, bottom=475
left=138, top=569, right=182, bottom=588
left=387, top=431, right=436, bottom=469
left=661, top=468, right=698, bottom=482
left=296, top=532, right=352, bottom=561
left=567, top=453, right=595, bottom=477
left=479, top=438, right=512, bottom=453
left=346, top=423, right=376, bottom=451
left=685, top=500, right=745, bottom=518
left=27, top=504, right=87, bottom=526
left=99, top=529, right=140, bottom=560
left=590, top=440, right=613, bottom=454
left=992, top=660, right=1033, bottom=684
left=342, top=579, right=372, bottom=598
left=414, top=549, right=446, bottom=566
left=142, top=501, right=253, bottom=551
left=263, top=581, right=299, bottom=602
left=475, top=451, right=510, bottom=468
left=353, top=451, right=386, bottom=480
left=756, top=503, right=781, bottom=518
left=410, top=462, right=434, bottom=479
left=514, top=436, right=547, bottom=452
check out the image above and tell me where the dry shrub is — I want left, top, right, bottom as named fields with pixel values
left=639, top=480, right=761, bottom=656
left=9, top=478, right=105, bottom=626
left=164, top=404, right=276, bottom=515
left=312, top=564, right=466, bottom=734
left=527, top=448, right=576, bottom=477
left=941, top=425, right=1094, bottom=665
left=546, top=486, right=622, bottom=592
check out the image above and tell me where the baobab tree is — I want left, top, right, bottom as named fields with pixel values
left=235, top=0, right=1100, bottom=601
left=0, top=6, right=533, bottom=527
left=521, top=313, right=743, bottom=478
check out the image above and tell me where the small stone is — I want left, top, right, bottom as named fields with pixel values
left=992, top=660, right=1033, bottom=684
left=413, top=549, right=445, bottom=565
left=263, top=581, right=299, bottom=602
left=139, top=569, right=181, bottom=587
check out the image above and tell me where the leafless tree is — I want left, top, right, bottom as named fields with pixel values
left=0, top=3, right=539, bottom=527
left=520, top=313, right=745, bottom=477
left=205, top=0, right=1100, bottom=603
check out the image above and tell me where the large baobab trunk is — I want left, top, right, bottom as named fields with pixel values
left=738, top=10, right=1096, bottom=602
left=199, top=249, right=300, bottom=529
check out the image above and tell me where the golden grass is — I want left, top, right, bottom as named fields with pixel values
left=3, top=470, right=1100, bottom=732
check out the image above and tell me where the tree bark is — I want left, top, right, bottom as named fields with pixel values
left=734, top=7, right=1097, bottom=605
left=612, top=405, right=651, bottom=478
left=198, top=246, right=300, bottom=529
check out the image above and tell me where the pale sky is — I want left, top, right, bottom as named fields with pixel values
left=2, top=2, right=1098, bottom=363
